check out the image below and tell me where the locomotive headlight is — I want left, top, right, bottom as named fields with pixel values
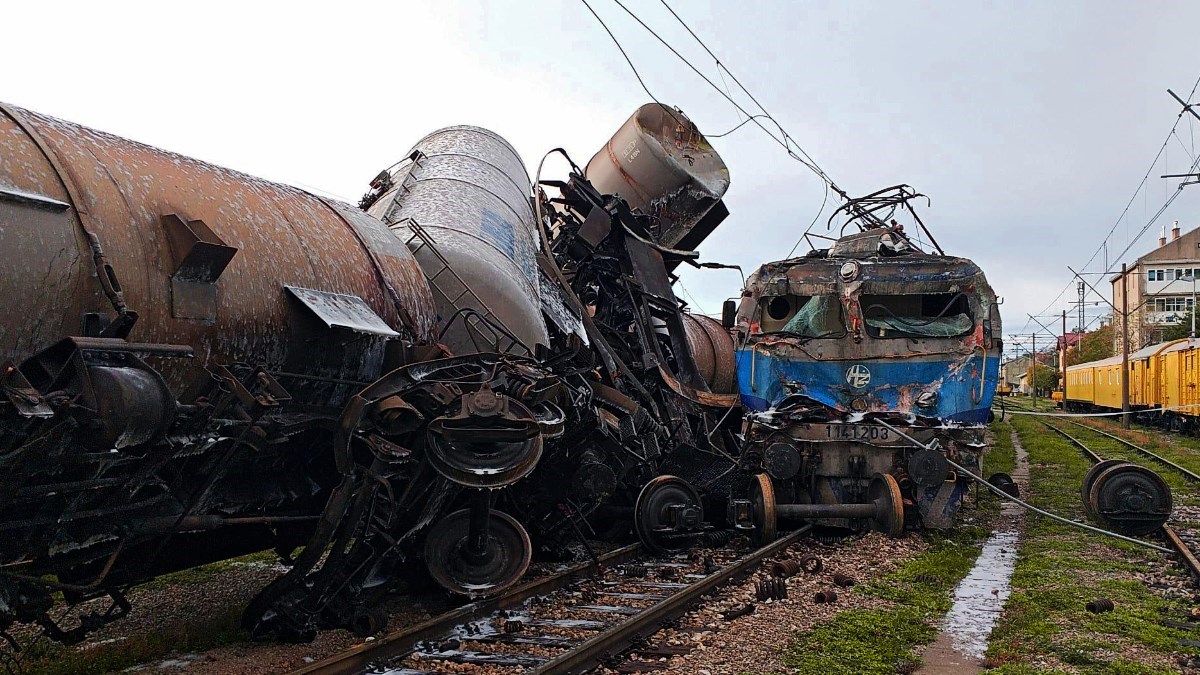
left=917, top=390, right=939, bottom=408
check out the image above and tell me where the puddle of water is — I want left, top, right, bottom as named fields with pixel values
left=940, top=529, right=1020, bottom=660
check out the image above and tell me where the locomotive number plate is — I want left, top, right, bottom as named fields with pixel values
left=798, top=423, right=909, bottom=445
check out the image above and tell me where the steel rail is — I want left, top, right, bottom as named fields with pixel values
left=1164, top=526, right=1200, bottom=585
left=290, top=543, right=643, bottom=675
left=531, top=525, right=813, bottom=674
left=1040, top=421, right=1105, bottom=464
left=1046, top=421, right=1200, bottom=583
left=1064, top=420, right=1200, bottom=483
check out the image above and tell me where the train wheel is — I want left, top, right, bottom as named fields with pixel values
left=426, top=389, right=543, bottom=488
left=1088, top=464, right=1172, bottom=536
left=749, top=473, right=777, bottom=545
left=424, top=508, right=532, bottom=596
left=1080, top=459, right=1130, bottom=522
left=868, top=474, right=906, bottom=538
left=987, top=472, right=1020, bottom=498
left=634, top=476, right=704, bottom=554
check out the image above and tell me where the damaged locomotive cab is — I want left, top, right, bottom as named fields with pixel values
left=861, top=292, right=974, bottom=339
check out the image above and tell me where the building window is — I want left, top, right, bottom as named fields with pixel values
left=1168, top=297, right=1188, bottom=312
left=1153, top=297, right=1191, bottom=313
left=1149, top=271, right=1155, bottom=282
left=1155, top=270, right=1165, bottom=281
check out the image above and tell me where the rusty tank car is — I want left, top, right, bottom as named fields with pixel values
left=0, top=100, right=748, bottom=647
left=0, top=102, right=570, bottom=643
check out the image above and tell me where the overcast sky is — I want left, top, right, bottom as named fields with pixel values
left=6, top=1, right=1200, bottom=348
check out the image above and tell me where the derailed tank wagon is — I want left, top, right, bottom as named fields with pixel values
left=0, top=102, right=568, bottom=643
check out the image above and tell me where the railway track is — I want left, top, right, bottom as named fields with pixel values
left=1063, top=419, right=1200, bottom=483
left=292, top=526, right=815, bottom=675
left=1039, top=420, right=1200, bottom=585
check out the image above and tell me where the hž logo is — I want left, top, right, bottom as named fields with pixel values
left=845, top=364, right=871, bottom=389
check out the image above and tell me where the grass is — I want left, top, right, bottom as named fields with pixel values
left=13, top=606, right=246, bottom=675
left=9, top=550, right=279, bottom=675
left=783, top=605, right=937, bottom=675
left=984, top=415, right=1197, bottom=673
left=782, top=526, right=989, bottom=674
left=138, top=548, right=278, bottom=591
left=986, top=419, right=1018, bottom=478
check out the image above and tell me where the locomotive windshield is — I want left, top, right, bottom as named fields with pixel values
left=757, top=293, right=846, bottom=338
left=861, top=292, right=973, bottom=338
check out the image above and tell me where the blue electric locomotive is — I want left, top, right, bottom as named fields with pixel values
left=732, top=187, right=1002, bottom=534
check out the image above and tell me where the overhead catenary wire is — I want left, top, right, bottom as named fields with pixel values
left=655, top=0, right=831, bottom=180
left=1023, top=75, right=1200, bottom=335
left=1106, top=149, right=1200, bottom=266
left=592, top=0, right=839, bottom=192
left=626, top=0, right=844, bottom=255
left=577, top=0, right=692, bottom=132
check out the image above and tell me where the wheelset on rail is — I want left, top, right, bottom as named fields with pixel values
left=1081, top=460, right=1173, bottom=537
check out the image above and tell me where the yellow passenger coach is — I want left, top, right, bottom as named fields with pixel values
left=1064, top=338, right=1200, bottom=431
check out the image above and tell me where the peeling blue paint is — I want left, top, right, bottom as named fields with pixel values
left=735, top=349, right=999, bottom=423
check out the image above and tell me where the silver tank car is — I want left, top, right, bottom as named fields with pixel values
left=362, top=126, right=549, bottom=355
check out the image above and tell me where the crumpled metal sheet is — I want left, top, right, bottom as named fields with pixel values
left=285, top=286, right=399, bottom=336
left=538, top=274, right=587, bottom=344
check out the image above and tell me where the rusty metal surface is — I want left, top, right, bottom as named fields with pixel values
left=656, top=365, right=739, bottom=408
left=681, top=313, right=736, bottom=394
left=585, top=103, right=729, bottom=250
left=0, top=102, right=436, bottom=392
left=1165, top=526, right=1200, bottom=586
left=365, top=126, right=549, bottom=354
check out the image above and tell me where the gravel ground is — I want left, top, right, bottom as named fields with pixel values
left=8, top=541, right=633, bottom=674
left=607, top=533, right=931, bottom=675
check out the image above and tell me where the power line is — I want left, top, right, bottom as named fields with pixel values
left=707, top=113, right=771, bottom=138
left=655, top=0, right=832, bottom=183
left=1026, top=75, right=1200, bottom=330
left=581, top=0, right=844, bottom=259
left=1108, top=160, right=1200, bottom=266
left=600, top=0, right=838, bottom=190
left=639, top=0, right=843, bottom=254
left=578, top=0, right=692, bottom=132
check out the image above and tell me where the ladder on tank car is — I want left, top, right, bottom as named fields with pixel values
left=391, top=217, right=532, bottom=357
